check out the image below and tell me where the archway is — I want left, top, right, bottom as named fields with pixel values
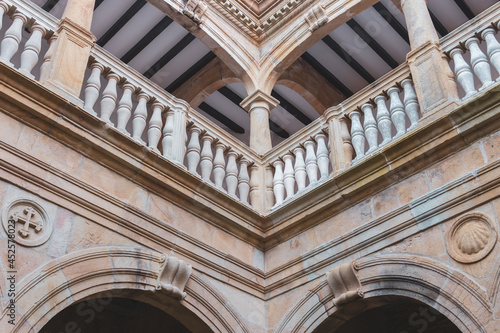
left=40, top=296, right=192, bottom=333
left=312, top=296, right=461, bottom=333
left=274, top=254, right=493, bottom=333
left=1, top=246, right=250, bottom=333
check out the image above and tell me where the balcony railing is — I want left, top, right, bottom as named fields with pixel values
left=442, top=2, right=500, bottom=101
left=86, top=47, right=259, bottom=206
left=0, top=0, right=499, bottom=214
left=0, top=0, right=57, bottom=81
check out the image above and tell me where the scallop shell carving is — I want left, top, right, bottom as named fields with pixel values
left=446, top=212, right=497, bottom=264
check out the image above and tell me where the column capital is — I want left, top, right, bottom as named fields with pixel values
left=240, top=89, right=279, bottom=113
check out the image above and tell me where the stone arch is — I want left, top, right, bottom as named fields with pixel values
left=274, top=254, right=493, bottom=333
left=173, top=57, right=241, bottom=109
left=174, top=57, right=344, bottom=114
left=1, top=246, right=250, bottom=333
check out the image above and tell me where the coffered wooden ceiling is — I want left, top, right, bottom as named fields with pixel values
left=31, top=0, right=497, bottom=146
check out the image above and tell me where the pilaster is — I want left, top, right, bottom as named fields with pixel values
left=40, top=0, right=96, bottom=105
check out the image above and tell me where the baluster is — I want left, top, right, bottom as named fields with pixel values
left=315, top=133, right=329, bottom=179
left=162, top=110, right=174, bottom=157
left=293, top=147, right=306, bottom=191
left=387, top=87, right=406, bottom=138
left=450, top=48, right=476, bottom=99
left=401, top=79, right=420, bottom=131
left=304, top=140, right=318, bottom=184
left=83, top=62, right=104, bottom=115
left=361, top=103, right=378, bottom=154
left=200, top=135, right=214, bottom=182
left=40, top=34, right=57, bottom=81
left=238, top=158, right=250, bottom=204
left=132, top=92, right=149, bottom=144
left=148, top=102, right=164, bottom=153
left=283, top=154, right=295, bottom=199
left=272, top=160, right=285, bottom=207
left=100, top=73, right=120, bottom=125
left=19, top=24, right=44, bottom=79
left=0, top=3, right=9, bottom=31
left=213, top=143, right=226, bottom=189
left=374, top=95, right=392, bottom=146
left=339, top=116, right=354, bottom=167
left=226, top=151, right=238, bottom=197
left=116, top=83, right=134, bottom=135
left=481, top=28, right=500, bottom=81
left=0, top=13, right=27, bottom=66
left=349, top=110, right=365, bottom=161
left=465, top=37, right=493, bottom=90
left=186, top=127, right=202, bottom=174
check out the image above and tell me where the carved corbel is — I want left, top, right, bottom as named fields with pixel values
left=183, top=0, right=207, bottom=24
left=305, top=5, right=327, bottom=32
left=325, top=261, right=363, bottom=306
left=155, top=255, right=192, bottom=300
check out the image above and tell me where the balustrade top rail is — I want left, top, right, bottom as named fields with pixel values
left=441, top=2, right=500, bottom=52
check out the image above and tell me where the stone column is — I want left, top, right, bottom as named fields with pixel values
left=240, top=90, right=279, bottom=155
left=324, top=106, right=353, bottom=173
left=40, top=0, right=96, bottom=105
left=401, top=0, right=458, bottom=114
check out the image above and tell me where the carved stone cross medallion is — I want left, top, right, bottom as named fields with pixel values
left=2, top=199, right=53, bottom=247
left=11, top=207, right=43, bottom=238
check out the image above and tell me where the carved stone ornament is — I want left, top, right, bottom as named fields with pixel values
left=305, top=5, right=327, bottom=32
left=325, top=261, right=364, bottom=306
left=156, top=255, right=192, bottom=300
left=183, top=0, right=207, bottom=24
left=446, top=212, right=497, bottom=264
left=2, top=199, right=53, bottom=247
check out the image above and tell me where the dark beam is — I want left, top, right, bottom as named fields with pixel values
left=95, top=0, right=105, bottom=10
left=218, top=87, right=290, bottom=138
left=166, top=52, right=216, bottom=92
left=143, top=33, right=196, bottom=79
left=322, top=35, right=375, bottom=83
left=198, top=102, right=245, bottom=134
left=121, top=16, right=173, bottom=64
left=429, top=10, right=449, bottom=37
left=453, top=0, right=475, bottom=20
left=346, top=19, right=399, bottom=69
left=300, top=52, right=353, bottom=97
left=372, top=2, right=410, bottom=44
left=97, top=0, right=146, bottom=47
left=42, top=0, right=59, bottom=12
left=271, top=90, right=312, bottom=126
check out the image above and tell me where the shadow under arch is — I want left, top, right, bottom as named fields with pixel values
left=1, top=246, right=250, bottom=333
left=274, top=254, right=493, bottom=333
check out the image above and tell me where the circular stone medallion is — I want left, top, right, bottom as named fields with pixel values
left=2, top=199, right=52, bottom=247
left=446, top=212, right=497, bottom=264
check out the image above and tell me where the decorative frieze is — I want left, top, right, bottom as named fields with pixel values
left=2, top=199, right=53, bottom=247
left=325, top=262, right=363, bottom=306
left=446, top=212, right=497, bottom=264
left=156, top=255, right=193, bottom=300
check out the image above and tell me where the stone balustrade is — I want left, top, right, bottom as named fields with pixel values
left=0, top=0, right=57, bottom=81
left=442, top=2, right=500, bottom=101
left=333, top=64, right=421, bottom=163
left=185, top=112, right=258, bottom=206
left=83, top=47, right=258, bottom=207
left=263, top=119, right=330, bottom=208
